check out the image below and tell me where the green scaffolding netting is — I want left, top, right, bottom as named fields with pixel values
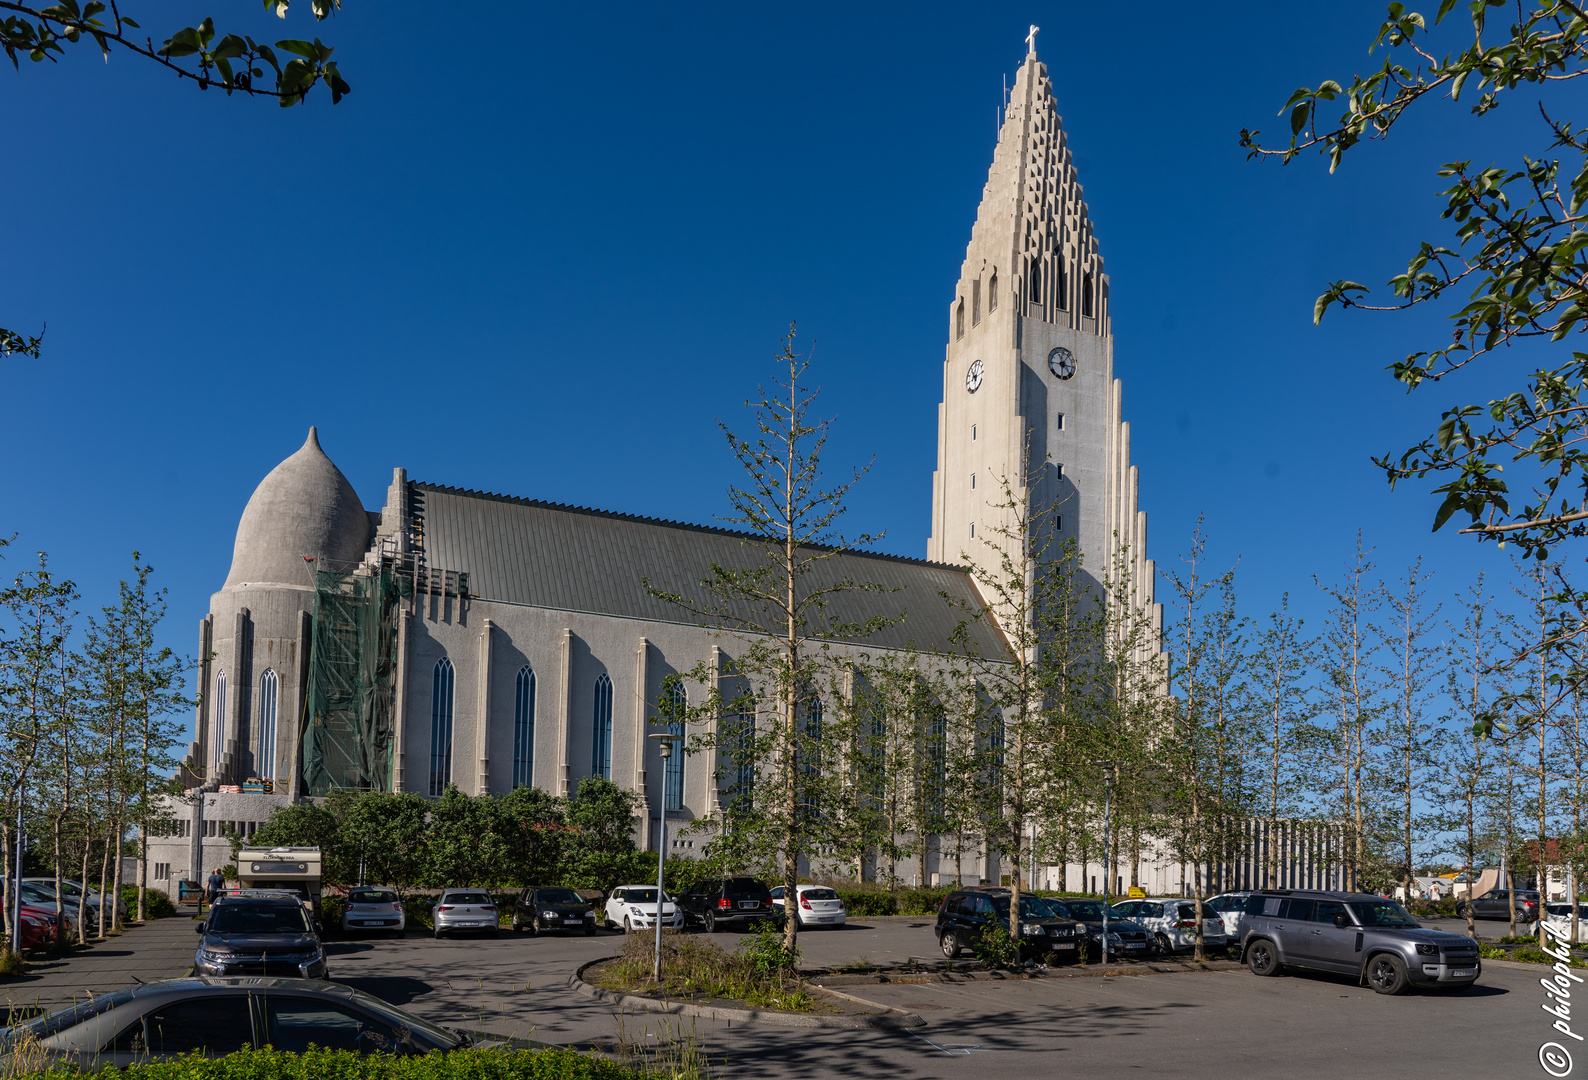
left=300, top=570, right=404, bottom=796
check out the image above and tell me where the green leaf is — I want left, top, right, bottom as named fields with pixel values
left=275, top=38, right=318, bottom=59
left=1290, top=101, right=1310, bottom=136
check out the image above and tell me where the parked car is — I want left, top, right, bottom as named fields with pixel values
left=431, top=889, right=500, bottom=938
left=935, top=888, right=1083, bottom=961
left=15, top=904, right=58, bottom=951
left=511, top=887, right=597, bottom=935
left=604, top=885, right=683, bottom=933
left=769, top=885, right=847, bottom=929
left=1542, top=902, right=1588, bottom=944
left=1456, top=888, right=1541, bottom=923
left=0, top=978, right=467, bottom=1067
left=678, top=877, right=775, bottom=933
left=1111, top=898, right=1228, bottom=955
left=1239, top=889, right=1481, bottom=995
left=340, top=887, right=405, bottom=937
left=1044, top=898, right=1153, bottom=961
left=1202, top=891, right=1253, bottom=940
left=19, top=883, right=83, bottom=936
left=23, top=878, right=126, bottom=922
left=192, top=894, right=328, bottom=979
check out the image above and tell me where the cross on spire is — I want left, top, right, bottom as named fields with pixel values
left=1025, top=24, right=1039, bottom=55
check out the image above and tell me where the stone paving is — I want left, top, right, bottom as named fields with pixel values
left=1, top=913, right=198, bottom=1015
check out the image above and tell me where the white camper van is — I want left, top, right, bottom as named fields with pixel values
left=233, top=846, right=323, bottom=908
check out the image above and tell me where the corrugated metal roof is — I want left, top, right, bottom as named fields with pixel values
left=413, top=482, right=1006, bottom=656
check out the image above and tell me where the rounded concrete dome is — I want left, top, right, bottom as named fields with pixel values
left=224, top=427, right=371, bottom=588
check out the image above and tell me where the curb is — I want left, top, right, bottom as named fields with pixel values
left=808, top=959, right=1246, bottom=987
left=570, top=959, right=926, bottom=1029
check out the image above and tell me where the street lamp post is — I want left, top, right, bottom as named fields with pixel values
left=647, top=732, right=682, bottom=984
left=1100, top=768, right=1113, bottom=965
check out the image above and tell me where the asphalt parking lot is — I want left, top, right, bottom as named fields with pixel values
left=323, top=915, right=1552, bottom=1078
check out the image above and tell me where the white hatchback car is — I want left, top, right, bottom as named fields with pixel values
left=604, top=885, right=683, bottom=933
left=1203, top=892, right=1254, bottom=941
left=1111, top=897, right=1228, bottom=955
left=769, top=885, right=847, bottom=929
left=1543, top=902, right=1588, bottom=943
left=341, top=886, right=406, bottom=936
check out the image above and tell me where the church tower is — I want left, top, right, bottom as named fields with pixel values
left=928, top=33, right=1159, bottom=643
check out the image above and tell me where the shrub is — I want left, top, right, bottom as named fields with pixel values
left=595, top=928, right=812, bottom=1011
left=0, top=947, right=27, bottom=976
left=1478, top=944, right=1507, bottom=960
left=7, top=1046, right=648, bottom=1080
left=120, top=886, right=177, bottom=921
left=971, top=920, right=1019, bottom=969
left=1512, top=945, right=1586, bottom=967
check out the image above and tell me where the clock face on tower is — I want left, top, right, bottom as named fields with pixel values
left=965, top=359, right=984, bottom=393
left=1048, top=346, right=1076, bottom=380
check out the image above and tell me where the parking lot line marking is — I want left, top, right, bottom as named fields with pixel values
left=906, top=1029, right=988, bottom=1055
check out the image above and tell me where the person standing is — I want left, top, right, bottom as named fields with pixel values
left=205, top=868, right=225, bottom=910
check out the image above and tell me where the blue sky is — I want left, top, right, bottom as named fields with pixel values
left=0, top=1, right=1558, bottom=731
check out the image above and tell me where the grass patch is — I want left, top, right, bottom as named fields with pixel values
left=594, top=927, right=815, bottom=1012
left=0, top=949, right=26, bottom=977
left=1512, top=945, right=1586, bottom=967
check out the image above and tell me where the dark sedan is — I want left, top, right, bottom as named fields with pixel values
left=1457, top=888, right=1541, bottom=922
left=1046, top=898, right=1153, bottom=960
left=512, top=887, right=598, bottom=935
left=193, top=895, right=328, bottom=979
left=0, top=978, right=467, bottom=1068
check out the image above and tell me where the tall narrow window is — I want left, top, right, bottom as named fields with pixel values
left=1029, top=263, right=1042, bottom=303
left=664, top=681, right=686, bottom=811
left=257, top=670, right=278, bottom=780
left=592, top=673, right=613, bottom=780
left=989, top=270, right=998, bottom=311
left=1082, top=272, right=1095, bottom=317
left=1056, top=260, right=1068, bottom=310
left=429, top=658, right=455, bottom=796
left=925, top=695, right=947, bottom=821
left=1056, top=412, right=1065, bottom=431
left=212, top=671, right=227, bottom=770
left=800, top=695, right=823, bottom=822
left=955, top=298, right=965, bottom=340
left=1055, top=463, right=1064, bottom=480
left=725, top=699, right=755, bottom=812
left=971, top=424, right=977, bottom=441
left=513, top=666, right=536, bottom=788
left=972, top=279, right=981, bottom=326
left=970, top=473, right=976, bottom=490
left=970, top=522, right=976, bottom=538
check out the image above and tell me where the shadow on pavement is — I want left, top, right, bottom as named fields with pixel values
left=333, top=976, right=436, bottom=1006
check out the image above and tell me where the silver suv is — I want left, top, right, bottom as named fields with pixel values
left=1238, top=889, right=1480, bottom=995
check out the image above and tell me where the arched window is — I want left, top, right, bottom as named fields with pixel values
left=955, top=298, right=965, bottom=340
left=429, top=658, right=455, bottom=796
left=800, top=694, right=823, bottom=823
left=257, top=669, right=278, bottom=780
left=513, top=666, right=535, bottom=788
left=211, top=671, right=227, bottom=771
left=1056, top=260, right=1068, bottom=310
left=663, top=681, right=685, bottom=811
left=725, top=698, right=755, bottom=812
left=592, top=673, right=613, bottom=780
left=972, top=279, right=981, bottom=326
left=1029, top=263, right=1042, bottom=303
left=1082, top=271, right=1095, bottom=318
left=989, top=270, right=998, bottom=311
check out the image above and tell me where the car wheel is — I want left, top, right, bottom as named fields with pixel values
left=623, top=917, right=633, bottom=934
left=1245, top=938, right=1281, bottom=977
left=704, top=910, right=718, bottom=934
left=432, top=927, right=443, bottom=939
left=1367, top=953, right=1410, bottom=995
left=531, top=917, right=543, bottom=936
left=941, top=930, right=961, bottom=959
left=1154, top=932, right=1173, bottom=956
left=490, top=928, right=500, bottom=938
left=584, top=924, right=596, bottom=936
left=1454, top=902, right=1467, bottom=918
left=511, top=919, right=522, bottom=933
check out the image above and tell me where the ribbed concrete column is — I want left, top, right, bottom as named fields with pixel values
left=633, top=638, right=652, bottom=849
left=475, top=619, right=494, bottom=795
left=706, top=645, right=724, bottom=822
left=557, top=628, right=573, bottom=797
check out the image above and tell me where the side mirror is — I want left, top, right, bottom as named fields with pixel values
left=194, top=922, right=207, bottom=934
left=1333, top=913, right=1349, bottom=928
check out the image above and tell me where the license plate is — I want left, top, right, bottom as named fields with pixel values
left=1452, top=968, right=1474, bottom=976
left=1055, top=942, right=1075, bottom=949
left=1125, top=943, right=1146, bottom=949
left=739, top=901, right=758, bottom=909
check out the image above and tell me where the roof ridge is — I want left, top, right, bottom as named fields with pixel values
left=409, top=480, right=964, bottom=572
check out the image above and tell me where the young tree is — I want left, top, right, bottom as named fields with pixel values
left=1248, top=595, right=1314, bottom=888
left=1373, top=560, right=1445, bottom=907
left=646, top=326, right=897, bottom=960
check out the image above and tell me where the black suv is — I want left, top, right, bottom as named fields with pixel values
left=935, top=888, right=1084, bottom=961
left=1239, top=889, right=1481, bottom=994
left=678, top=877, right=774, bottom=932
left=511, top=887, right=598, bottom=935
left=192, top=895, right=328, bottom=979
left=1044, top=897, right=1153, bottom=961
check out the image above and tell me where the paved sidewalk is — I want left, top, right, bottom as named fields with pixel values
left=2, top=916, right=197, bottom=1014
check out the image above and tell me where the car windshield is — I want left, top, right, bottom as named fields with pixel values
left=56, top=881, right=85, bottom=898
left=1547, top=904, right=1588, bottom=917
left=444, top=892, right=492, bottom=906
left=1349, top=901, right=1420, bottom=928
left=210, top=903, right=310, bottom=934
left=725, top=880, right=767, bottom=899
left=992, top=897, right=1060, bottom=919
left=537, top=889, right=584, bottom=906
left=1060, top=901, right=1109, bottom=921
left=623, top=888, right=661, bottom=904
left=339, top=986, right=462, bottom=1050
left=13, top=987, right=140, bottom=1039
left=803, top=888, right=839, bottom=901
left=348, top=889, right=397, bottom=904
